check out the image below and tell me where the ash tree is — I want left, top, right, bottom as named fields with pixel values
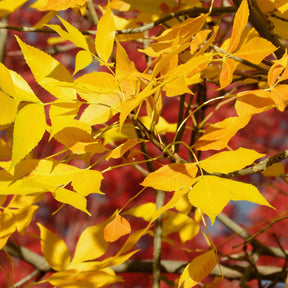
left=1, top=0, right=288, bottom=287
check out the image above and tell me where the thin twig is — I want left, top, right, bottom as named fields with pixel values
left=0, top=7, right=236, bottom=36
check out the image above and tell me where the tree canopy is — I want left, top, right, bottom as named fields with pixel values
left=1, top=0, right=288, bottom=287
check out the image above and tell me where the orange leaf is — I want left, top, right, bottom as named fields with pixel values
left=178, top=250, right=217, bottom=287
left=141, top=163, right=198, bottom=191
left=232, top=37, right=276, bottom=64
left=271, top=84, right=288, bottom=111
left=236, top=89, right=275, bottom=116
left=194, top=116, right=251, bottom=151
left=226, top=0, right=249, bottom=54
left=104, top=214, right=131, bottom=242
left=219, top=58, right=236, bottom=89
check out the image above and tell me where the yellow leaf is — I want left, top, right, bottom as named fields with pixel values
left=106, top=139, right=141, bottom=160
left=53, top=187, right=91, bottom=215
left=71, top=169, right=103, bottom=196
left=49, top=270, right=121, bottom=288
left=219, top=58, right=236, bottom=89
left=95, top=3, right=115, bottom=63
left=9, top=68, right=40, bottom=103
left=12, top=205, right=38, bottom=234
left=0, top=92, right=18, bottom=125
left=0, top=210, right=15, bottom=239
left=33, top=11, right=58, bottom=28
left=139, top=116, right=177, bottom=134
left=104, top=214, right=131, bottom=242
left=194, top=116, right=251, bottom=151
left=165, top=76, right=193, bottom=97
left=47, top=16, right=89, bottom=50
left=74, top=50, right=93, bottom=74
left=11, top=103, right=46, bottom=169
left=49, top=102, right=90, bottom=138
left=100, top=123, right=138, bottom=145
left=31, top=0, right=87, bottom=11
left=16, top=36, right=76, bottom=100
left=271, top=84, right=288, bottom=111
left=79, top=96, right=120, bottom=125
left=262, top=162, right=286, bottom=177
left=75, top=71, right=120, bottom=96
left=175, top=194, right=193, bottom=214
left=115, top=40, right=138, bottom=96
left=226, top=0, right=249, bottom=54
left=141, top=163, right=198, bottom=191
left=116, top=227, right=149, bottom=256
left=236, top=89, right=275, bottom=116
left=120, top=83, right=160, bottom=127
left=163, top=211, right=200, bottom=243
left=199, top=148, right=265, bottom=174
left=0, top=0, right=28, bottom=17
left=124, top=202, right=156, bottom=222
left=70, top=223, right=109, bottom=266
left=7, top=194, right=44, bottom=208
left=151, top=187, right=192, bottom=223
left=274, top=0, right=288, bottom=14
left=178, top=250, right=217, bottom=288
left=37, top=223, right=71, bottom=271
left=188, top=175, right=272, bottom=224
left=232, top=37, right=277, bottom=64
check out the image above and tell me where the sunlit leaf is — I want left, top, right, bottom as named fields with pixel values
left=199, top=148, right=265, bottom=174
left=16, top=36, right=76, bottom=100
left=95, top=2, right=115, bottom=63
left=226, top=0, right=249, bottom=54
left=271, top=84, right=288, bottom=111
left=188, top=175, right=272, bottom=224
left=219, top=57, right=236, bottom=89
left=120, top=83, right=159, bottom=127
left=0, top=0, right=28, bottom=17
left=49, top=270, right=122, bottom=288
left=11, top=103, right=46, bottom=169
left=262, top=162, right=286, bottom=177
left=37, top=223, right=71, bottom=271
left=47, top=16, right=89, bottom=50
left=12, top=205, right=38, bottom=234
left=194, top=116, right=251, bottom=150
left=0, top=92, right=18, bottom=125
left=236, top=89, right=275, bottom=116
left=178, top=250, right=217, bottom=288
left=163, top=211, right=200, bottom=243
left=232, top=37, right=277, bottom=64
left=106, top=139, right=142, bottom=160
left=74, top=50, right=93, bottom=74
left=104, top=214, right=131, bottom=242
left=0, top=211, right=15, bottom=239
left=71, top=169, right=104, bottom=196
left=70, top=223, right=109, bottom=266
left=124, top=202, right=156, bottom=222
left=141, top=163, right=198, bottom=191
left=30, top=0, right=87, bottom=11
left=115, top=40, right=139, bottom=96
left=151, top=187, right=192, bottom=223
left=53, top=187, right=91, bottom=215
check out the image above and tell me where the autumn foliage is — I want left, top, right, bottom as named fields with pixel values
left=1, top=0, right=288, bottom=287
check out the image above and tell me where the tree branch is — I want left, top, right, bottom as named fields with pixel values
left=0, top=7, right=236, bottom=36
